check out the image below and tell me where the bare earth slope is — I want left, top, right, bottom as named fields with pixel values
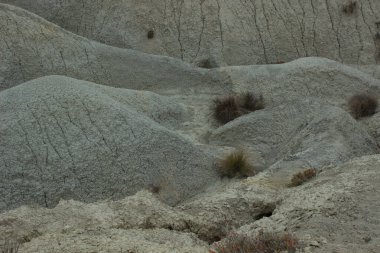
left=2, top=0, right=380, bottom=66
left=0, top=3, right=226, bottom=93
left=0, top=2, right=379, bottom=253
left=0, top=75, right=218, bottom=211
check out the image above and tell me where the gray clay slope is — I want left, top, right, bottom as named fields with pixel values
left=2, top=0, right=380, bottom=66
left=0, top=3, right=227, bottom=93
left=0, top=2, right=380, bottom=253
left=0, top=75, right=218, bottom=211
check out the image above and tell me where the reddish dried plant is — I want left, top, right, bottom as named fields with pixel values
left=289, top=168, right=317, bottom=187
left=210, top=231, right=300, bottom=253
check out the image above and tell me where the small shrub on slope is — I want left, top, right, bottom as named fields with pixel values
left=213, top=96, right=243, bottom=124
left=238, top=92, right=265, bottom=112
left=218, top=151, right=254, bottom=178
left=342, top=1, right=357, bottom=14
left=289, top=168, right=317, bottom=187
left=348, top=94, right=378, bottom=119
left=213, top=92, right=264, bottom=125
left=147, top=30, right=155, bottom=39
left=210, top=231, right=300, bottom=253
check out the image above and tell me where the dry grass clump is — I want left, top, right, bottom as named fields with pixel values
left=348, top=94, right=378, bottom=119
left=209, top=231, right=300, bottom=253
left=218, top=151, right=254, bottom=178
left=213, top=96, right=243, bottom=124
left=289, top=168, right=317, bottom=187
left=343, top=1, right=357, bottom=14
left=213, top=92, right=264, bottom=124
left=238, top=92, right=265, bottom=112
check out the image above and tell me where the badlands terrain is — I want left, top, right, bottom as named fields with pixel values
left=0, top=1, right=380, bottom=252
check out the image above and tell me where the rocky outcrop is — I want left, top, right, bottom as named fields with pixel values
left=238, top=155, right=380, bottom=253
left=2, top=0, right=380, bottom=66
left=2, top=155, right=379, bottom=253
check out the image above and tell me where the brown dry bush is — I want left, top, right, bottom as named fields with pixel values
left=343, top=1, right=357, bottom=14
left=238, top=92, right=265, bottom=112
left=213, top=92, right=264, bottom=125
left=198, top=58, right=214, bottom=69
left=147, top=30, right=154, bottom=39
left=210, top=231, right=300, bottom=253
left=218, top=151, right=255, bottom=178
left=348, top=94, right=378, bottom=119
left=289, top=168, right=317, bottom=187
left=213, top=96, right=243, bottom=124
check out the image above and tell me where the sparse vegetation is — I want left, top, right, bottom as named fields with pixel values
left=210, top=231, right=300, bottom=253
left=213, top=96, right=243, bottom=124
left=198, top=58, right=214, bottom=69
left=147, top=30, right=155, bottom=39
left=218, top=151, right=254, bottom=178
left=343, top=1, right=357, bottom=14
left=348, top=94, right=378, bottom=119
left=213, top=92, right=264, bottom=124
left=289, top=168, right=317, bottom=187
left=238, top=92, right=265, bottom=112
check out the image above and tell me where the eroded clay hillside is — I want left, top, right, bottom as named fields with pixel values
left=0, top=2, right=379, bottom=253
left=2, top=0, right=380, bottom=66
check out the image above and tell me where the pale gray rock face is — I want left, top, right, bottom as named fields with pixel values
left=209, top=99, right=379, bottom=169
left=2, top=156, right=379, bottom=253
left=0, top=191, right=214, bottom=248
left=351, top=65, right=380, bottom=79
left=238, top=155, right=380, bottom=253
left=0, top=75, right=218, bottom=211
left=2, top=0, right=380, bottom=66
left=19, top=228, right=208, bottom=253
left=360, top=112, right=380, bottom=146
left=218, top=57, right=380, bottom=107
left=0, top=4, right=227, bottom=93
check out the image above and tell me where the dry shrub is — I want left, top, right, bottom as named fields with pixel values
left=210, top=231, right=300, bottom=253
left=218, top=151, right=254, bottom=178
left=147, top=30, right=154, bottom=39
left=289, top=168, right=317, bottom=187
left=213, top=92, right=264, bottom=125
left=343, top=1, right=357, bottom=14
left=198, top=58, right=214, bottom=69
left=213, top=96, right=243, bottom=124
left=238, top=92, right=265, bottom=112
left=348, top=94, right=378, bottom=119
